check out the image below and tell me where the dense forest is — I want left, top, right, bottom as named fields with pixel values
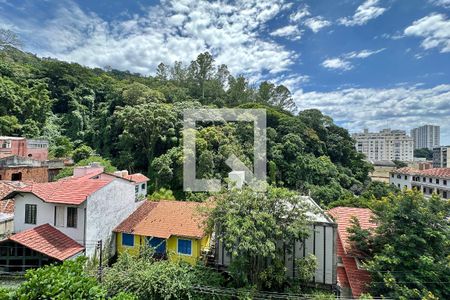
left=0, top=45, right=372, bottom=205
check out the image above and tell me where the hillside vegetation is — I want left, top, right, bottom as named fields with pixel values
left=0, top=47, right=372, bottom=204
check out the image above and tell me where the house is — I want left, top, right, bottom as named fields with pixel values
left=327, top=207, right=377, bottom=298
left=99, top=170, right=149, bottom=198
left=0, top=137, right=48, bottom=161
left=0, top=224, right=84, bottom=273
left=1, top=164, right=144, bottom=257
left=390, top=167, right=450, bottom=199
left=114, top=200, right=211, bottom=265
left=215, top=195, right=338, bottom=288
left=0, top=156, right=49, bottom=182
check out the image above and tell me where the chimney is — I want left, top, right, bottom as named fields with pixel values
left=113, top=171, right=123, bottom=177
left=121, top=170, right=129, bottom=177
left=73, top=162, right=104, bottom=177
left=228, top=171, right=246, bottom=189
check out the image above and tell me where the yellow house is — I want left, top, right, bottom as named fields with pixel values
left=114, top=200, right=211, bottom=265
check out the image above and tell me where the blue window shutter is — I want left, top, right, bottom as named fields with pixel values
left=177, top=239, right=192, bottom=255
left=122, top=233, right=134, bottom=246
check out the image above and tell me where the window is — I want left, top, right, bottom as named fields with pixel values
left=67, top=207, right=77, bottom=228
left=141, top=183, right=146, bottom=190
left=122, top=233, right=134, bottom=246
left=404, top=175, right=408, bottom=180
left=135, top=185, right=139, bottom=194
left=25, top=204, right=37, bottom=224
left=177, top=239, right=192, bottom=255
left=436, top=179, right=440, bottom=184
left=11, top=172, right=22, bottom=181
left=444, top=191, right=448, bottom=199
left=0, top=140, right=11, bottom=148
left=54, top=206, right=64, bottom=227
left=429, top=178, right=432, bottom=183
left=444, top=180, right=447, bottom=186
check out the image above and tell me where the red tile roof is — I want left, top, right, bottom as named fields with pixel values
left=392, top=167, right=450, bottom=178
left=7, top=224, right=84, bottom=261
left=114, top=201, right=208, bottom=239
left=0, top=199, right=14, bottom=214
left=327, top=207, right=377, bottom=255
left=2, top=175, right=114, bottom=205
left=123, top=173, right=149, bottom=183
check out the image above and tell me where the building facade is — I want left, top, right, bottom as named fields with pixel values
left=410, top=125, right=440, bottom=150
left=433, top=146, right=450, bottom=168
left=353, top=129, right=414, bottom=162
left=0, top=137, right=48, bottom=161
left=389, top=167, right=450, bottom=199
left=2, top=165, right=148, bottom=257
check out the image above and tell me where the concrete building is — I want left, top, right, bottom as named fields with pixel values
left=1, top=164, right=149, bottom=260
left=389, top=167, right=450, bottom=199
left=410, top=125, right=440, bottom=150
left=0, top=156, right=49, bottom=182
left=0, top=137, right=48, bottom=161
left=433, top=146, right=450, bottom=168
left=353, top=129, right=414, bottom=162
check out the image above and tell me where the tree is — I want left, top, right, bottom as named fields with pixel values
left=189, top=52, right=214, bottom=99
left=349, top=190, right=450, bottom=299
left=414, top=148, right=433, bottom=160
left=72, top=144, right=95, bottom=163
left=208, top=186, right=314, bottom=289
left=0, top=29, right=22, bottom=49
left=155, top=62, right=169, bottom=81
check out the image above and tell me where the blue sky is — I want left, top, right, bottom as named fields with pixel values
left=1, top=0, right=450, bottom=143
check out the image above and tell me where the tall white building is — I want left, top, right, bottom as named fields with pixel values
left=410, top=125, right=440, bottom=150
left=433, top=146, right=450, bottom=168
left=353, top=129, right=414, bottom=162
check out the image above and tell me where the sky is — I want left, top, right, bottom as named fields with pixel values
left=1, top=0, right=449, bottom=144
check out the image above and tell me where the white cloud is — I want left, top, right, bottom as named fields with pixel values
left=322, top=58, right=353, bottom=71
left=338, top=0, right=387, bottom=26
left=322, top=48, right=385, bottom=71
left=294, top=85, right=450, bottom=144
left=404, top=13, right=450, bottom=53
left=290, top=6, right=310, bottom=22
left=303, top=17, right=331, bottom=33
left=0, top=0, right=296, bottom=77
left=270, top=25, right=302, bottom=40
left=429, top=0, right=450, bottom=8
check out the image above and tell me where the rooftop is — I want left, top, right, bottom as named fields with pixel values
left=6, top=224, right=84, bottom=260
left=327, top=207, right=376, bottom=255
left=114, top=200, right=209, bottom=239
left=392, top=167, right=450, bottom=178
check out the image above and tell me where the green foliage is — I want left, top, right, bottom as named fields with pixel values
left=0, top=47, right=371, bottom=206
left=14, top=257, right=107, bottom=299
left=148, top=188, right=175, bottom=200
left=349, top=190, right=450, bottom=299
left=414, top=148, right=433, bottom=160
left=103, top=252, right=224, bottom=300
left=72, top=144, right=95, bottom=163
left=54, top=155, right=117, bottom=180
left=209, top=186, right=313, bottom=289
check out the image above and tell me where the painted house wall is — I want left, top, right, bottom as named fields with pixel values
left=116, top=232, right=210, bottom=265
left=85, top=179, right=141, bottom=257
left=216, top=223, right=337, bottom=287
left=14, top=194, right=86, bottom=244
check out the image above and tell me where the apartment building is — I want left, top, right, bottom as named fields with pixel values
left=390, top=167, right=450, bottom=199
left=0, top=137, right=49, bottom=161
left=433, top=146, right=450, bottom=168
left=353, top=129, right=414, bottom=162
left=410, top=125, right=440, bottom=150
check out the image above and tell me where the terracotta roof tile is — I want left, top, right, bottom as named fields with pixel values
left=114, top=201, right=208, bottom=239
left=123, top=173, right=149, bottom=183
left=7, top=224, right=84, bottom=261
left=2, top=175, right=114, bottom=205
left=391, top=167, right=419, bottom=175
left=392, top=167, right=450, bottom=178
left=327, top=207, right=376, bottom=255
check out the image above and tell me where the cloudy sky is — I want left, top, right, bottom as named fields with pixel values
left=1, top=0, right=449, bottom=143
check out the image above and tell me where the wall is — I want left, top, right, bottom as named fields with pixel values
left=85, top=179, right=140, bottom=257
left=0, top=166, right=48, bottom=182
left=0, top=139, right=26, bottom=159
left=389, top=173, right=413, bottom=189
left=216, top=223, right=337, bottom=287
left=116, top=232, right=210, bottom=265
left=14, top=193, right=86, bottom=244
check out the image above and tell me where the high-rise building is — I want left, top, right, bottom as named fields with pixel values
left=433, top=146, right=450, bottom=168
left=410, top=125, right=440, bottom=150
left=353, top=128, right=414, bottom=162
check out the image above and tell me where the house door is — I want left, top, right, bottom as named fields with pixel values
left=148, top=237, right=166, bottom=254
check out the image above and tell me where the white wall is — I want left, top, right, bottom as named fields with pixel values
left=389, top=173, right=413, bottom=189
left=85, top=179, right=141, bottom=257
left=14, top=193, right=86, bottom=244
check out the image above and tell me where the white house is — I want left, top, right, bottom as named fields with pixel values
left=2, top=164, right=149, bottom=260
left=389, top=167, right=416, bottom=189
